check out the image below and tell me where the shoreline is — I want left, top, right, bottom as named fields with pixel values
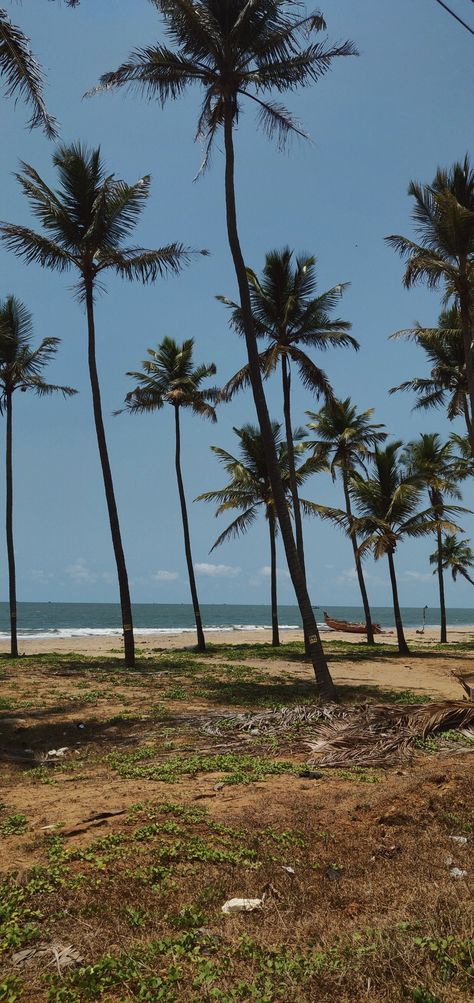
left=0, top=624, right=473, bottom=657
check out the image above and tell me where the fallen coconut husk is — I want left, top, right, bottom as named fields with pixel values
left=202, top=701, right=474, bottom=768
left=306, top=701, right=474, bottom=768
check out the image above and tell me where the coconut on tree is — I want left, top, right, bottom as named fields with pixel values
left=197, top=423, right=324, bottom=647
left=118, top=337, right=218, bottom=653
left=0, top=143, right=199, bottom=667
left=92, top=1, right=356, bottom=700
left=0, top=295, right=76, bottom=657
left=307, top=398, right=386, bottom=644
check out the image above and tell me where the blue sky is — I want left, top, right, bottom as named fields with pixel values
left=0, top=0, right=473, bottom=609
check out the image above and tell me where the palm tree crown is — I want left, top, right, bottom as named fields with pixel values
left=0, top=6, right=57, bottom=136
left=120, top=337, right=218, bottom=417
left=94, top=2, right=356, bottom=169
left=220, top=249, right=356, bottom=400
left=433, top=534, right=474, bottom=585
left=0, top=295, right=76, bottom=404
left=307, top=397, right=386, bottom=479
left=0, top=143, right=197, bottom=291
left=197, top=421, right=320, bottom=548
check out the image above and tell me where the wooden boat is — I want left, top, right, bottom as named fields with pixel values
left=323, top=611, right=385, bottom=635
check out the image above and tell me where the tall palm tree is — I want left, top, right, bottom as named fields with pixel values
left=118, top=337, right=218, bottom=653
left=0, top=143, right=196, bottom=667
left=0, top=295, right=76, bottom=657
left=93, top=2, right=356, bottom=699
left=314, top=443, right=458, bottom=655
left=307, top=397, right=386, bottom=645
left=432, top=534, right=474, bottom=587
left=403, top=433, right=467, bottom=643
left=387, top=156, right=474, bottom=458
left=218, top=248, right=356, bottom=593
left=197, top=422, right=322, bottom=647
left=0, top=6, right=57, bottom=135
left=390, top=305, right=473, bottom=440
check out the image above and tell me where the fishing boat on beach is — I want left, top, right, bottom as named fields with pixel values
left=323, top=611, right=387, bottom=635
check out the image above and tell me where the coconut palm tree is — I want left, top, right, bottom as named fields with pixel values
left=0, top=295, right=76, bottom=657
left=197, top=422, right=323, bottom=647
left=307, top=398, right=386, bottom=644
left=0, top=6, right=58, bottom=136
left=314, top=443, right=459, bottom=655
left=387, top=157, right=474, bottom=458
left=118, top=337, right=218, bottom=652
left=0, top=143, right=196, bottom=667
left=403, top=433, right=468, bottom=643
left=92, top=2, right=356, bottom=700
left=218, top=249, right=356, bottom=591
left=432, top=534, right=474, bottom=586
left=390, top=306, right=473, bottom=440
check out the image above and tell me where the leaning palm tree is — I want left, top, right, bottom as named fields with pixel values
left=387, top=157, right=474, bottom=458
left=432, top=534, right=474, bottom=587
left=0, top=295, right=76, bottom=657
left=307, top=398, right=386, bottom=644
left=0, top=143, right=196, bottom=667
left=218, top=249, right=356, bottom=591
left=403, top=433, right=468, bottom=643
left=92, top=2, right=356, bottom=700
left=118, top=337, right=218, bottom=653
left=197, top=422, right=323, bottom=647
left=0, top=6, right=57, bottom=135
left=314, top=443, right=459, bottom=655
left=390, top=305, right=473, bottom=440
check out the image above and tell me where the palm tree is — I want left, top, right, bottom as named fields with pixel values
left=92, top=2, right=356, bottom=700
left=197, top=422, right=322, bottom=647
left=387, top=156, right=474, bottom=458
left=307, top=398, right=386, bottom=644
left=0, top=143, right=196, bottom=667
left=403, top=433, right=467, bottom=643
left=218, top=248, right=356, bottom=594
left=390, top=305, right=473, bottom=440
left=118, top=337, right=218, bottom=653
left=0, top=295, right=76, bottom=657
left=432, top=534, right=474, bottom=587
left=314, top=443, right=459, bottom=655
left=0, top=6, right=57, bottom=136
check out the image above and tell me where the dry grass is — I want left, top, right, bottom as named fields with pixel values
left=0, top=647, right=472, bottom=1002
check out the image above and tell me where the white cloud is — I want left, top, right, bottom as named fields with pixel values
left=152, top=570, right=179, bottom=582
left=336, top=567, right=358, bottom=584
left=65, top=559, right=114, bottom=586
left=402, top=570, right=432, bottom=583
left=259, top=565, right=290, bottom=580
left=30, top=569, right=53, bottom=585
left=195, top=562, right=240, bottom=578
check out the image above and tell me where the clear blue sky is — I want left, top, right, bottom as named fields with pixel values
left=1, top=0, right=473, bottom=608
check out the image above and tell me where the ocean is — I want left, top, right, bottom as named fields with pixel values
left=0, top=602, right=472, bottom=639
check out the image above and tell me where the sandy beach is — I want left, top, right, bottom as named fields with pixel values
left=1, top=624, right=473, bottom=657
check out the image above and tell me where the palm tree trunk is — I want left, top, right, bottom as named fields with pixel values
left=459, top=272, right=474, bottom=459
left=342, top=470, right=375, bottom=645
left=386, top=549, right=409, bottom=655
left=174, top=405, right=206, bottom=652
left=268, top=509, right=279, bottom=647
left=436, top=526, right=447, bottom=643
left=223, top=102, right=337, bottom=702
left=281, top=355, right=310, bottom=656
left=85, top=279, right=135, bottom=668
left=5, top=391, right=18, bottom=658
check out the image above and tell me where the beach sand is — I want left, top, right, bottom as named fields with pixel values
left=1, top=624, right=472, bottom=657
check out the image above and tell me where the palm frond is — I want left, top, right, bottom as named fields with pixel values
left=0, top=8, right=58, bottom=137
